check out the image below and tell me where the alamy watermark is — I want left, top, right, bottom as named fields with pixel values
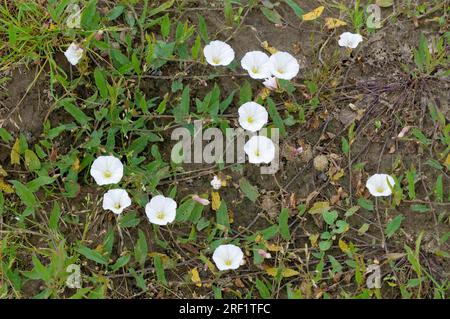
left=170, top=120, right=280, bottom=174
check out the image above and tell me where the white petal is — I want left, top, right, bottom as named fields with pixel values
left=366, top=174, right=395, bottom=197
left=238, top=102, right=268, bottom=132
left=338, top=32, right=363, bottom=49
left=64, top=43, right=83, bottom=66
left=269, top=52, right=299, bottom=80
left=244, top=136, right=276, bottom=164
left=90, top=155, right=124, bottom=186
left=241, top=51, right=272, bottom=79
left=263, top=77, right=278, bottom=90
left=210, top=176, right=222, bottom=190
left=212, top=244, right=243, bottom=271
left=102, top=189, right=131, bottom=215
left=203, top=41, right=235, bottom=66
left=145, top=195, right=177, bottom=225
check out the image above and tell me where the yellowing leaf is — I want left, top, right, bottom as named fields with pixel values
left=261, top=41, right=278, bottom=54
left=444, top=153, right=450, bottom=168
left=72, top=158, right=80, bottom=171
left=338, top=239, right=349, bottom=253
left=0, top=179, right=14, bottom=194
left=265, top=242, right=282, bottom=252
left=309, top=233, right=319, bottom=247
left=376, top=0, right=394, bottom=7
left=190, top=267, right=202, bottom=287
left=302, top=6, right=324, bottom=21
left=308, top=201, right=330, bottom=214
left=265, top=267, right=300, bottom=278
left=10, top=138, right=20, bottom=165
left=211, top=191, right=221, bottom=211
left=325, top=17, right=347, bottom=29
left=0, top=165, right=7, bottom=177
left=331, top=169, right=345, bottom=182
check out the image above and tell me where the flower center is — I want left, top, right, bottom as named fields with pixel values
left=247, top=116, right=254, bottom=124
left=156, top=211, right=166, bottom=220
left=114, top=203, right=121, bottom=209
left=376, top=187, right=385, bottom=193
left=254, top=149, right=261, bottom=157
left=277, top=68, right=285, bottom=74
left=212, top=57, right=221, bottom=65
left=225, top=259, right=232, bottom=266
left=103, top=170, right=112, bottom=178
left=251, top=67, right=259, bottom=74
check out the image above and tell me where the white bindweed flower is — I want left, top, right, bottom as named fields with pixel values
left=145, top=195, right=177, bottom=226
left=90, top=155, right=124, bottom=186
left=241, top=51, right=272, bottom=79
left=64, top=42, right=84, bottom=65
left=269, top=51, right=299, bottom=80
left=66, top=4, right=81, bottom=29
left=212, top=244, right=244, bottom=271
left=263, top=76, right=278, bottom=90
left=238, top=102, right=268, bottom=132
left=102, top=189, right=131, bottom=215
left=203, top=40, right=235, bottom=66
left=338, top=32, right=363, bottom=49
left=244, top=135, right=276, bottom=164
left=210, top=175, right=223, bottom=190
left=366, top=174, right=395, bottom=197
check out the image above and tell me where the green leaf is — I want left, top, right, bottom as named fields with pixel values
left=255, top=279, right=271, bottom=298
left=197, top=14, right=209, bottom=43
left=160, top=14, right=171, bottom=38
left=239, top=81, right=252, bottom=105
left=134, top=230, right=148, bottom=268
left=322, top=210, right=338, bottom=225
left=0, top=128, right=12, bottom=143
left=148, top=0, right=174, bottom=18
left=411, top=204, right=430, bottom=213
left=279, top=208, right=291, bottom=240
left=357, top=198, right=374, bottom=211
left=61, top=100, right=91, bottom=126
left=267, top=97, right=286, bottom=137
left=176, top=199, right=196, bottom=222
left=319, top=240, right=332, bottom=251
left=118, top=212, right=140, bottom=228
left=27, top=176, right=54, bottom=192
left=260, top=7, right=283, bottom=24
left=239, top=178, right=259, bottom=202
left=153, top=254, right=167, bottom=285
left=341, top=137, right=350, bottom=154
left=110, top=255, right=131, bottom=271
left=284, top=0, right=304, bottom=18
left=49, top=202, right=61, bottom=232
left=385, top=214, right=404, bottom=238
left=191, top=35, right=201, bottom=59
left=434, top=175, right=443, bottom=202
left=94, top=68, right=108, bottom=99
left=24, top=150, right=40, bottom=171
left=81, top=0, right=100, bottom=30
left=77, top=245, right=108, bottom=265
left=216, top=200, right=230, bottom=231
left=106, top=5, right=125, bottom=21
left=11, top=180, right=37, bottom=208
left=173, top=85, right=190, bottom=123
left=406, top=166, right=416, bottom=200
